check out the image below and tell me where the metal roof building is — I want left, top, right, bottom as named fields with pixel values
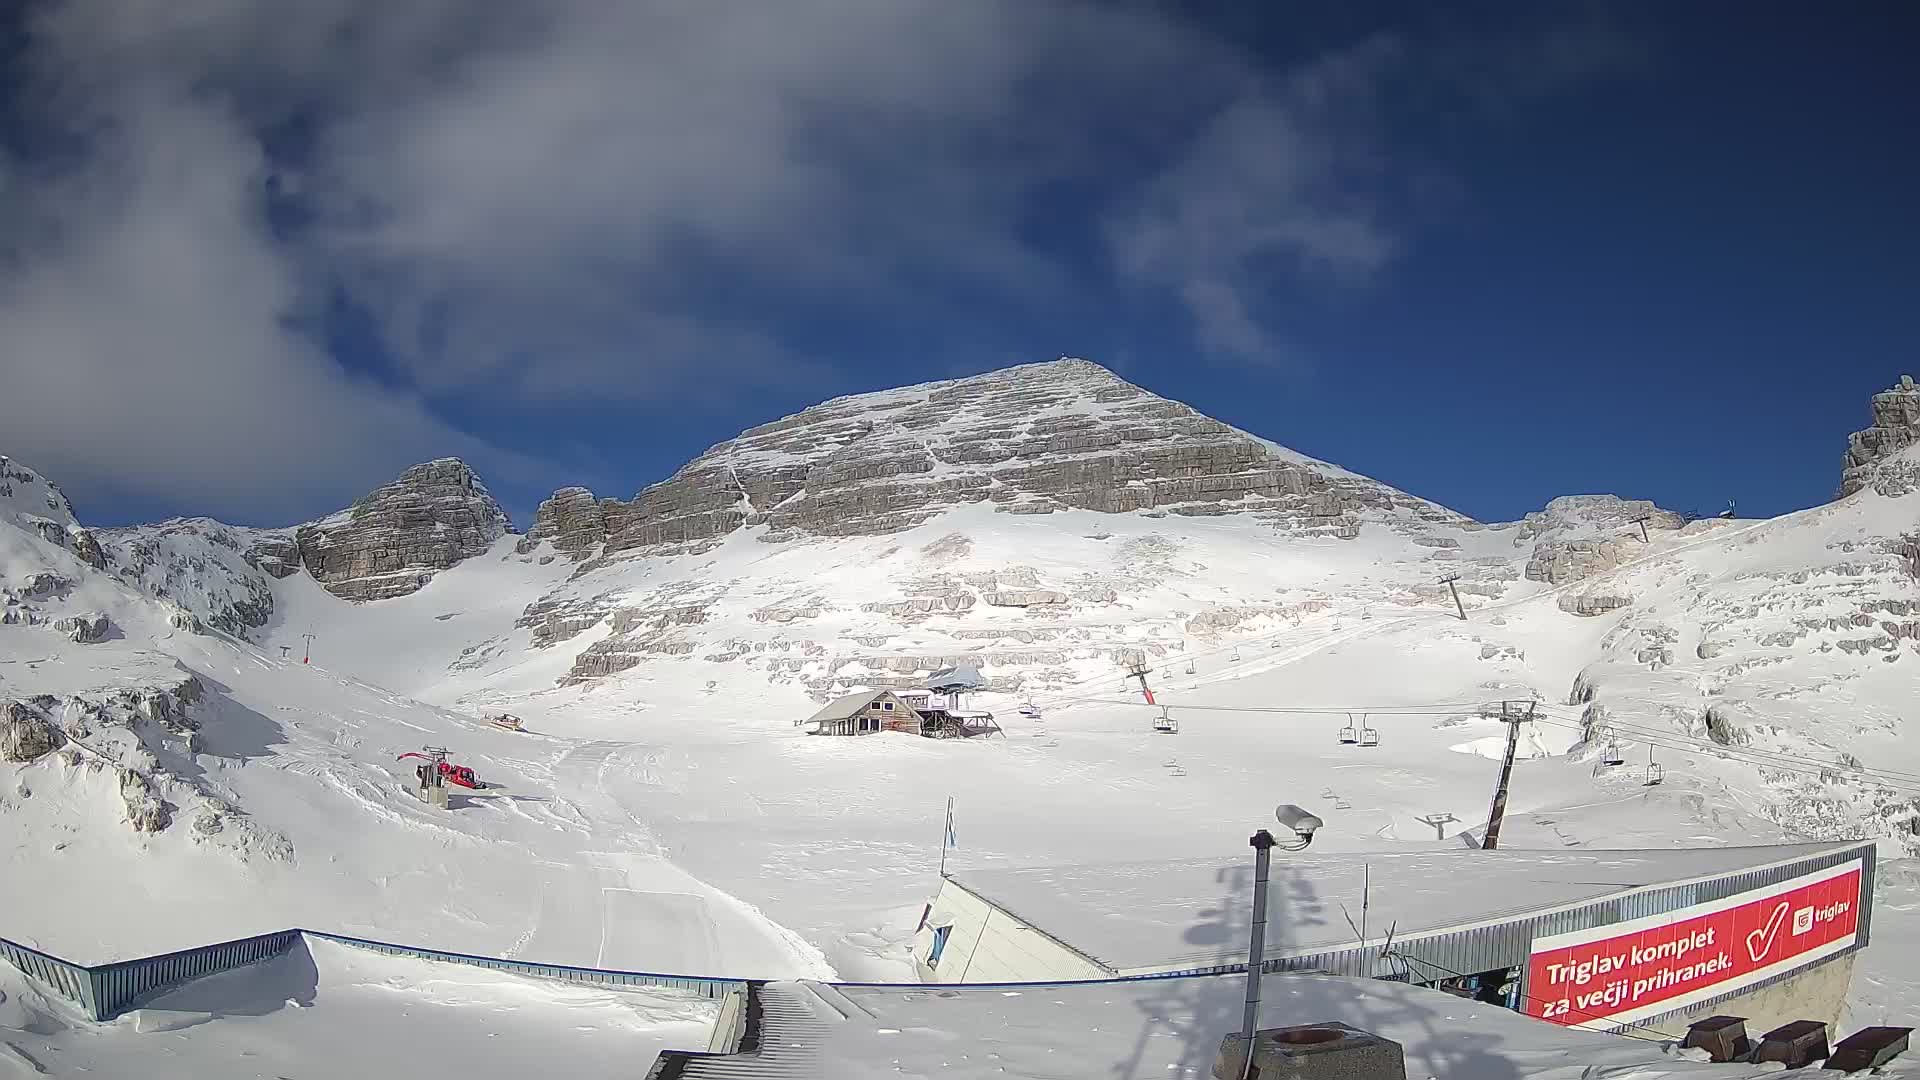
left=910, top=841, right=1875, bottom=1035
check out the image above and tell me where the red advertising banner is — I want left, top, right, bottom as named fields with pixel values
left=1526, top=859, right=1862, bottom=1028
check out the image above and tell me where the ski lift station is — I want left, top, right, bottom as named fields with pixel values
left=913, top=840, right=1875, bottom=1035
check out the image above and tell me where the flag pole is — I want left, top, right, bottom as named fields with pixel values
left=940, top=795, right=954, bottom=877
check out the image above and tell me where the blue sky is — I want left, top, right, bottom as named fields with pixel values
left=1, top=2, right=1913, bottom=529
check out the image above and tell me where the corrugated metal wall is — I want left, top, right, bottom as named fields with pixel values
left=0, top=934, right=98, bottom=1017
left=91, top=930, right=303, bottom=1021
left=0, top=928, right=745, bottom=1022
left=306, top=931, right=746, bottom=999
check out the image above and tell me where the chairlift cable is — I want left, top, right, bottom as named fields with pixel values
left=1524, top=705, right=1920, bottom=787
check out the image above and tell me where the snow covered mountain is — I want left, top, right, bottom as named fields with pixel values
left=5, top=361, right=1920, bottom=992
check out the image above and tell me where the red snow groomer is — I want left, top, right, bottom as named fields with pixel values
left=398, top=748, right=486, bottom=790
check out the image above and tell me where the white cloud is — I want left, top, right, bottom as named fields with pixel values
left=1106, top=41, right=1404, bottom=366
left=0, top=87, right=538, bottom=523
left=0, top=2, right=1635, bottom=519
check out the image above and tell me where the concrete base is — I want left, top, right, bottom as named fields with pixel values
left=1657, top=954, right=1855, bottom=1038
left=417, top=783, right=448, bottom=809
left=1213, top=1022, right=1407, bottom=1080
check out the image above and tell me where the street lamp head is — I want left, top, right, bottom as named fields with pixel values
left=1275, top=804, right=1323, bottom=845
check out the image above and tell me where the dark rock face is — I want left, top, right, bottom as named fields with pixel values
left=522, top=359, right=1455, bottom=559
left=1, top=701, right=64, bottom=761
left=1841, top=375, right=1920, bottom=497
left=53, top=612, right=109, bottom=643
left=246, top=534, right=304, bottom=579
left=295, top=459, right=513, bottom=601
left=516, top=487, right=605, bottom=558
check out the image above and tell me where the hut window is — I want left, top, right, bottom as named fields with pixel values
left=928, top=925, right=952, bottom=968
left=883, top=701, right=894, bottom=711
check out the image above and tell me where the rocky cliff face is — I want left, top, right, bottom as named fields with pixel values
left=101, top=518, right=288, bottom=637
left=0, top=454, right=109, bottom=571
left=1840, top=375, right=1920, bottom=498
left=1511, top=495, right=1687, bottom=586
left=522, top=359, right=1459, bottom=561
left=295, top=459, right=513, bottom=602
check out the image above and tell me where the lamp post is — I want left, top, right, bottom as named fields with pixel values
left=1237, top=805, right=1322, bottom=1080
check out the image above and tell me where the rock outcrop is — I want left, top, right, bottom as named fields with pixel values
left=519, top=359, right=1459, bottom=560
left=296, top=459, right=513, bottom=601
left=53, top=612, right=109, bottom=643
left=103, top=518, right=283, bottom=637
left=119, top=768, right=172, bottom=833
left=246, top=534, right=304, bottom=579
left=1558, top=590, right=1632, bottom=617
left=1509, top=495, right=1685, bottom=585
left=1840, top=375, right=1920, bottom=497
left=515, top=487, right=605, bottom=558
left=1, top=701, right=64, bottom=761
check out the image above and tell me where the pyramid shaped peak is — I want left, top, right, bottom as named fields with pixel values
left=296, top=456, right=514, bottom=602
left=517, top=356, right=1462, bottom=562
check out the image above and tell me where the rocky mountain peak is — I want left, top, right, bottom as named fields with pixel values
left=0, top=454, right=108, bottom=571
left=520, top=357, right=1459, bottom=562
left=1840, top=375, right=1920, bottom=498
left=295, top=458, right=512, bottom=602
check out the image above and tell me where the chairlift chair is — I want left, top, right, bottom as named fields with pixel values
left=1337, top=713, right=1359, bottom=745
left=1185, top=659, right=1196, bottom=674
left=1230, top=647, right=1241, bottom=663
left=1358, top=716, right=1380, bottom=748
left=1018, top=702, right=1041, bottom=719
left=1644, top=747, right=1663, bottom=786
left=1152, top=707, right=1179, bottom=735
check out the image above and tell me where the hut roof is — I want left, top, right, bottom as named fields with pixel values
left=804, top=690, right=893, bottom=725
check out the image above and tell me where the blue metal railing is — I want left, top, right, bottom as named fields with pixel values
left=90, top=930, right=303, bottom=1021
left=0, top=927, right=746, bottom=1021
left=305, top=931, right=745, bottom=1000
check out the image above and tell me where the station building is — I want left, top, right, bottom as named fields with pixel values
left=911, top=841, right=1875, bottom=1036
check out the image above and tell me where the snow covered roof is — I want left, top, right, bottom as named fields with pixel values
left=804, top=690, right=897, bottom=724
left=925, top=663, right=986, bottom=690
left=673, top=974, right=1813, bottom=1080
left=946, top=842, right=1858, bottom=975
